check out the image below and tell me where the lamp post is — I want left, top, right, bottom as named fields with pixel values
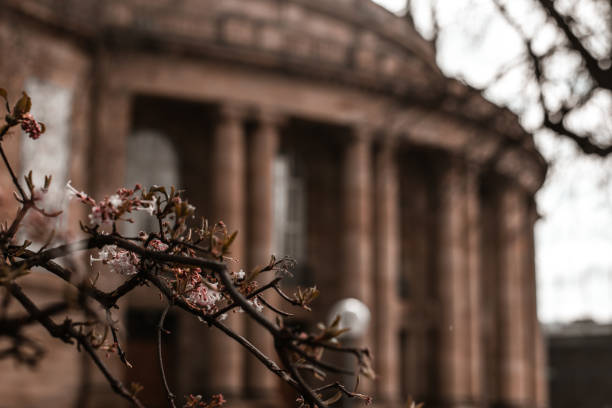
left=327, top=298, right=371, bottom=407
left=327, top=298, right=371, bottom=341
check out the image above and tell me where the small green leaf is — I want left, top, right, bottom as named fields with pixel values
left=222, top=230, right=238, bottom=252
left=129, top=382, right=144, bottom=396
left=44, top=175, right=52, bottom=189
left=13, top=92, right=31, bottom=116
left=24, top=170, right=34, bottom=194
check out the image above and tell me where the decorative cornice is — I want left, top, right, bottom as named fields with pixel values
left=5, top=0, right=547, bottom=192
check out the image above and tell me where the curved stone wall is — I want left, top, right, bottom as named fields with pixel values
left=4, top=0, right=546, bottom=192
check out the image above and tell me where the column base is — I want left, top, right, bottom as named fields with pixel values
left=425, top=397, right=481, bottom=408
left=491, top=401, right=537, bottom=408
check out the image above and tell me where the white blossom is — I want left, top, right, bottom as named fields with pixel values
left=252, top=298, right=264, bottom=313
left=90, top=245, right=139, bottom=276
left=244, top=298, right=264, bottom=313
left=108, top=194, right=122, bottom=208
left=136, top=196, right=157, bottom=216
left=88, top=206, right=106, bottom=226
left=185, top=282, right=221, bottom=311
left=66, top=180, right=86, bottom=200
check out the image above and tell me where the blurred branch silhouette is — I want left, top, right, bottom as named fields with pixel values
left=415, top=0, right=612, bottom=157
left=492, top=0, right=612, bottom=156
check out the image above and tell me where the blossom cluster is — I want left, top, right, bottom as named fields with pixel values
left=20, top=113, right=44, bottom=140
left=66, top=182, right=156, bottom=226
left=184, top=393, right=226, bottom=408
left=90, top=245, right=140, bottom=276
left=147, top=238, right=169, bottom=252
left=179, top=268, right=222, bottom=312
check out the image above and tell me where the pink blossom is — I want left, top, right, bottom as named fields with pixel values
left=66, top=181, right=95, bottom=205
left=148, top=239, right=169, bottom=251
left=90, top=245, right=140, bottom=276
left=66, top=182, right=157, bottom=226
left=186, top=283, right=221, bottom=311
left=20, top=113, right=43, bottom=140
left=184, top=275, right=221, bottom=311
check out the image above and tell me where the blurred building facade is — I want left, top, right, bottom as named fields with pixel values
left=546, top=321, right=612, bottom=408
left=0, top=1, right=548, bottom=408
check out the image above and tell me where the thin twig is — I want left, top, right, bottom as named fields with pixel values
left=157, top=303, right=177, bottom=408
left=107, top=310, right=132, bottom=368
left=210, top=277, right=282, bottom=319
left=273, top=284, right=301, bottom=306
left=278, top=347, right=328, bottom=407
left=143, top=271, right=300, bottom=390
left=290, top=345, right=354, bottom=376
left=257, top=295, right=294, bottom=317
left=0, top=143, right=26, bottom=200
left=312, top=381, right=372, bottom=403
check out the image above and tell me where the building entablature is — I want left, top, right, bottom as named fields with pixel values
left=5, top=0, right=546, bottom=193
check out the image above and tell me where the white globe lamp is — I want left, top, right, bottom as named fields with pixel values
left=327, top=298, right=371, bottom=340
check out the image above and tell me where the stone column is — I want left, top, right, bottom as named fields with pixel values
left=341, top=126, right=374, bottom=394
left=524, top=201, right=537, bottom=407
left=527, top=201, right=549, bottom=408
left=91, top=87, right=131, bottom=198
left=497, top=184, right=530, bottom=407
left=374, top=137, right=400, bottom=403
left=466, top=165, right=484, bottom=406
left=479, top=179, right=501, bottom=406
left=207, top=103, right=246, bottom=397
left=341, top=127, right=373, bottom=306
left=437, top=157, right=472, bottom=407
left=245, top=110, right=281, bottom=398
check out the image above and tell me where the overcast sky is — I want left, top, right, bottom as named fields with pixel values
left=374, top=0, right=612, bottom=324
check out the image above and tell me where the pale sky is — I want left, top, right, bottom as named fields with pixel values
left=375, top=0, right=612, bottom=323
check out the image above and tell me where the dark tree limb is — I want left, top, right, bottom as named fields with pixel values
left=6, top=283, right=146, bottom=408
left=536, top=0, right=612, bottom=88
left=491, top=0, right=612, bottom=157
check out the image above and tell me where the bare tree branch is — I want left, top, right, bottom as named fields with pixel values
left=536, top=0, right=612, bottom=88
left=0, top=97, right=372, bottom=408
left=157, top=303, right=177, bottom=408
left=489, top=0, right=612, bottom=156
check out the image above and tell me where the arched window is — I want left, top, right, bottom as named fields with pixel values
left=124, top=129, right=180, bottom=236
left=19, top=78, right=73, bottom=237
left=273, top=151, right=307, bottom=280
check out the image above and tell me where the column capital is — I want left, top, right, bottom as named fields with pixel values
left=466, top=159, right=482, bottom=175
left=351, top=123, right=377, bottom=143
left=376, top=131, right=400, bottom=151
left=217, top=102, right=249, bottom=121
left=255, top=107, right=286, bottom=127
